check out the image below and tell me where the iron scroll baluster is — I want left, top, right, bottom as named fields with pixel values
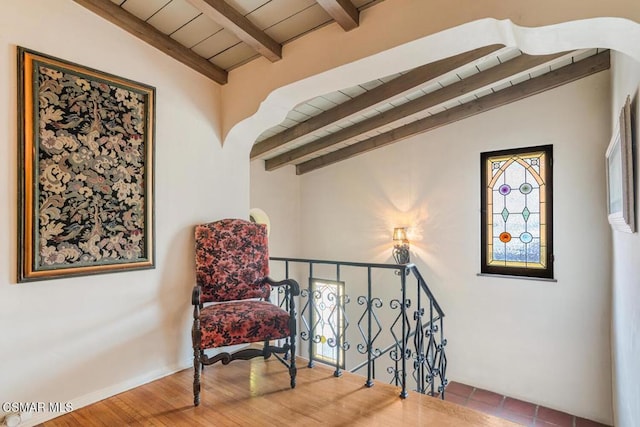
left=268, top=257, right=447, bottom=400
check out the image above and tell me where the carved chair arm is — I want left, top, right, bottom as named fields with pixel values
left=192, top=285, right=201, bottom=306
left=264, top=277, right=300, bottom=296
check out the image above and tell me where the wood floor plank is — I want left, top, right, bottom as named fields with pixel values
left=44, top=358, right=517, bottom=426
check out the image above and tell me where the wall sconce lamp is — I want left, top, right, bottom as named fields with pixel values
left=392, top=227, right=410, bottom=265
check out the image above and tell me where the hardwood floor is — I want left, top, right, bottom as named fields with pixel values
left=43, top=358, right=517, bottom=426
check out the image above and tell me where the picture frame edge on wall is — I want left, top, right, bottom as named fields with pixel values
left=605, top=94, right=636, bottom=234
left=17, top=46, right=156, bottom=283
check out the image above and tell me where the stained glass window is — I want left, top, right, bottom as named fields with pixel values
left=481, top=145, right=554, bottom=279
left=310, top=279, right=346, bottom=368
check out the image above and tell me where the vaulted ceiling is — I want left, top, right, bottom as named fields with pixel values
left=73, top=0, right=611, bottom=174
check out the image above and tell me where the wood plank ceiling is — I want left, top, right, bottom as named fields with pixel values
left=73, top=0, right=381, bottom=83
left=72, top=1, right=610, bottom=174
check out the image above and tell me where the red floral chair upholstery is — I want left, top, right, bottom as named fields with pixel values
left=191, top=219, right=299, bottom=406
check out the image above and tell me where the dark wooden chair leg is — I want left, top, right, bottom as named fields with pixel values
left=289, top=331, right=297, bottom=389
left=263, top=339, right=272, bottom=359
left=193, top=347, right=201, bottom=406
left=192, top=301, right=202, bottom=406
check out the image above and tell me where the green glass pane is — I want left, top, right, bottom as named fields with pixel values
left=522, top=207, right=530, bottom=222
left=519, top=183, right=533, bottom=194
left=501, top=207, right=509, bottom=222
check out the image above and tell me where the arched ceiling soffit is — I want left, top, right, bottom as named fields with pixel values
left=225, top=17, right=640, bottom=159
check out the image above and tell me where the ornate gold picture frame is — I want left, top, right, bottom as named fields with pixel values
left=17, top=47, right=155, bottom=282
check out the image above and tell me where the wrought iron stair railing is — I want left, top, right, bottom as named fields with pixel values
left=270, top=257, right=448, bottom=399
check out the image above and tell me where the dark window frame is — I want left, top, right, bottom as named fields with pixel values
left=480, top=145, right=554, bottom=279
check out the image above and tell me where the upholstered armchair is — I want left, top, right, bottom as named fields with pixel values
left=191, top=219, right=299, bottom=406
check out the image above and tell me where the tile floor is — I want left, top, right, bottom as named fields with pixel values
left=441, top=382, right=610, bottom=427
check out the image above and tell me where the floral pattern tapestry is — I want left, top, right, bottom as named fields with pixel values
left=18, top=47, right=155, bottom=282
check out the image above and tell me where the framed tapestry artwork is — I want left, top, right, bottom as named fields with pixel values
left=480, top=145, right=554, bottom=279
left=605, top=95, right=636, bottom=233
left=17, top=47, right=156, bottom=282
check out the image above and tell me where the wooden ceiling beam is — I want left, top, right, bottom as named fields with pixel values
left=266, top=51, right=567, bottom=170
left=251, top=44, right=503, bottom=159
left=295, top=50, right=610, bottom=175
left=186, top=0, right=282, bottom=62
left=316, top=0, right=359, bottom=31
left=72, top=0, right=227, bottom=84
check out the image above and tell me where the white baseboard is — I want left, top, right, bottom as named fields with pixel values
left=17, top=358, right=193, bottom=427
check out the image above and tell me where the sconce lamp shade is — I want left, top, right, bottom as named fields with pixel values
left=393, top=227, right=408, bottom=243
left=392, top=227, right=410, bottom=265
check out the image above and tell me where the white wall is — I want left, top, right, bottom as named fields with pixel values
left=255, top=71, right=613, bottom=422
left=250, top=163, right=300, bottom=259
left=610, top=51, right=640, bottom=427
left=0, top=1, right=249, bottom=425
